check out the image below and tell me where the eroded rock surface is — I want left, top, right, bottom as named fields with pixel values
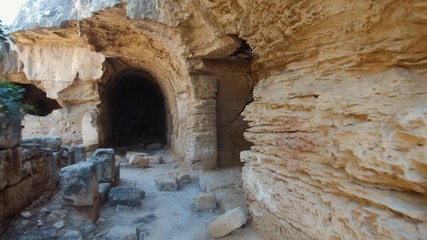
left=1, top=1, right=426, bottom=239
left=240, top=1, right=427, bottom=240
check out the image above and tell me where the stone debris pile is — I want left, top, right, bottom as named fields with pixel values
left=59, top=148, right=144, bottom=222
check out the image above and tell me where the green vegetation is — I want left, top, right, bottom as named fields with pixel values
left=0, top=20, right=30, bottom=122
left=0, top=81, right=28, bottom=120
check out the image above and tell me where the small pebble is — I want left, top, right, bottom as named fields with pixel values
left=40, top=208, right=50, bottom=214
left=53, top=220, right=65, bottom=229
left=37, top=219, right=43, bottom=227
left=21, top=211, right=32, bottom=218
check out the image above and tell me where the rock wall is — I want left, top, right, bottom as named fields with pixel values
left=2, top=1, right=426, bottom=238
left=0, top=124, right=73, bottom=233
left=240, top=1, right=427, bottom=239
left=3, top=2, right=253, bottom=169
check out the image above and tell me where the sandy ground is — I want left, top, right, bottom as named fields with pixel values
left=0, top=149, right=263, bottom=240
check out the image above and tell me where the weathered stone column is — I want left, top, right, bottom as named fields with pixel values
left=184, top=75, right=218, bottom=170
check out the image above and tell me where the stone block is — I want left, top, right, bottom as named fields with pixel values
left=66, top=147, right=76, bottom=165
left=154, top=174, right=179, bottom=191
left=129, top=155, right=149, bottom=168
left=91, top=148, right=116, bottom=182
left=0, top=117, right=21, bottom=150
left=72, top=145, right=86, bottom=163
left=60, top=161, right=99, bottom=206
left=53, top=148, right=73, bottom=168
left=177, top=174, right=192, bottom=185
left=108, top=187, right=144, bottom=206
left=209, top=207, right=247, bottom=238
left=30, top=148, right=58, bottom=196
left=99, top=182, right=111, bottom=205
left=21, top=136, right=62, bottom=151
left=0, top=147, right=23, bottom=190
left=195, top=192, right=216, bottom=211
left=75, top=196, right=100, bottom=223
left=0, top=176, right=35, bottom=224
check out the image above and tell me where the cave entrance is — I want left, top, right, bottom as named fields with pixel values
left=15, top=83, right=61, bottom=116
left=103, top=71, right=166, bottom=147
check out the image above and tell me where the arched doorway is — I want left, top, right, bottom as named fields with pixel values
left=101, top=70, right=166, bottom=147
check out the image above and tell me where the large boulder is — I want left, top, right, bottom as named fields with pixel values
left=60, top=161, right=99, bottom=206
left=90, top=148, right=116, bottom=182
left=129, top=155, right=149, bottom=168
left=209, top=207, right=247, bottom=238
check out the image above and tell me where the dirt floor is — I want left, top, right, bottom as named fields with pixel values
left=0, top=149, right=263, bottom=240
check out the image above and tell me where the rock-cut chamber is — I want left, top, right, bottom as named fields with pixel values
left=102, top=71, right=166, bottom=147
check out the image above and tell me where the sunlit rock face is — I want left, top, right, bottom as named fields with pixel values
left=2, top=0, right=427, bottom=238
left=11, top=0, right=123, bottom=31
left=4, top=1, right=253, bottom=170
left=239, top=1, right=427, bottom=239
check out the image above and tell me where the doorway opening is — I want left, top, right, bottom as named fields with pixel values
left=102, top=71, right=166, bottom=147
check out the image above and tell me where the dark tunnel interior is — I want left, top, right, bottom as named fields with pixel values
left=106, top=74, right=166, bottom=147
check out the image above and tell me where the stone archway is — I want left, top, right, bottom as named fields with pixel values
left=100, top=70, right=167, bottom=148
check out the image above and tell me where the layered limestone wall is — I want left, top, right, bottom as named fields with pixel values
left=2, top=0, right=426, bottom=239
left=239, top=1, right=427, bottom=240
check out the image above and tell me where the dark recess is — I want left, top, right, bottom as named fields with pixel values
left=229, top=39, right=253, bottom=62
left=105, top=74, right=166, bottom=147
left=16, top=83, right=61, bottom=116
